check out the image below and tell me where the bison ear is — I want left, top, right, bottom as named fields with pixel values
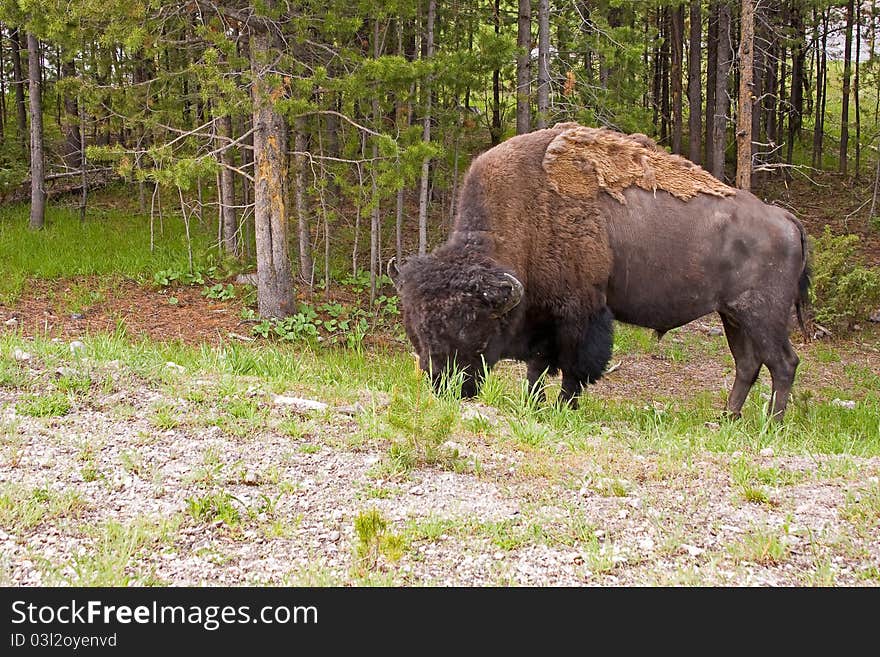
left=485, top=272, right=524, bottom=317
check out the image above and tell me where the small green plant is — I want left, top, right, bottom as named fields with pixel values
left=730, top=458, right=775, bottom=505
left=16, top=392, right=71, bottom=417
left=153, top=264, right=220, bottom=287
left=55, top=371, right=92, bottom=395
left=353, top=508, right=407, bottom=572
left=809, top=226, right=880, bottom=330
left=149, top=402, right=180, bottom=430
left=382, top=393, right=460, bottom=474
left=840, top=481, right=880, bottom=536
left=727, top=527, right=790, bottom=565
left=185, top=491, right=242, bottom=526
left=203, top=283, right=236, bottom=301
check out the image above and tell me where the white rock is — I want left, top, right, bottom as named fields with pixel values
left=638, top=537, right=655, bottom=552
left=69, top=340, right=86, bottom=354
left=760, top=447, right=774, bottom=457
left=4, top=317, right=18, bottom=327
left=831, top=398, right=856, bottom=410
left=442, top=440, right=471, bottom=458
left=271, top=395, right=327, bottom=411
left=682, top=544, right=705, bottom=557
left=12, top=348, right=31, bottom=362
left=164, top=361, right=186, bottom=374
left=243, top=470, right=259, bottom=485
left=328, top=531, right=341, bottom=542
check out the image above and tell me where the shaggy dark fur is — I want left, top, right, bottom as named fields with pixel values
left=396, top=230, right=614, bottom=403
left=394, top=122, right=811, bottom=418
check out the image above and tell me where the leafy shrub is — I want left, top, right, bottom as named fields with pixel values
left=809, top=226, right=880, bottom=330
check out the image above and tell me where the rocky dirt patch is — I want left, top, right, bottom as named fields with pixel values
left=1, top=350, right=878, bottom=587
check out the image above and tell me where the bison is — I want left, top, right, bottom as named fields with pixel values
left=390, top=123, right=810, bottom=419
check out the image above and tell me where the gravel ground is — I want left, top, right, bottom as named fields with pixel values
left=1, top=345, right=878, bottom=588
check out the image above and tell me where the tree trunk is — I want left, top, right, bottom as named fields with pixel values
left=687, top=0, right=702, bottom=164
left=671, top=3, right=684, bottom=154
left=536, top=0, right=550, bottom=129
left=292, top=119, right=312, bottom=283
left=711, top=1, right=732, bottom=181
left=812, top=9, right=828, bottom=168
left=705, top=3, right=718, bottom=166
left=786, top=5, right=805, bottom=165
left=516, top=0, right=531, bottom=134
left=10, top=28, right=27, bottom=155
left=79, top=95, right=87, bottom=223
left=491, top=0, right=503, bottom=144
left=0, top=26, right=6, bottom=143
left=369, top=18, right=382, bottom=304
left=751, top=2, right=764, bottom=149
left=217, top=114, right=239, bottom=258
left=736, top=0, right=754, bottom=190
left=840, top=0, right=854, bottom=175
left=28, top=33, right=45, bottom=230
left=249, top=10, right=295, bottom=319
left=60, top=59, right=82, bottom=168
left=418, top=0, right=436, bottom=255
left=652, top=10, right=664, bottom=136
left=854, top=0, right=862, bottom=178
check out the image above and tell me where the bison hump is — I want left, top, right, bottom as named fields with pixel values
left=542, top=125, right=735, bottom=204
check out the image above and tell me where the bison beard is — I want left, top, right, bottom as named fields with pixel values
left=393, top=122, right=810, bottom=419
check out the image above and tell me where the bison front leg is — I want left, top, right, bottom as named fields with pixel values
left=526, top=360, right=552, bottom=403
left=557, top=374, right=583, bottom=409
left=555, top=307, right=614, bottom=410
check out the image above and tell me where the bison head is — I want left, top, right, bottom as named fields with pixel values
left=389, top=252, right=524, bottom=397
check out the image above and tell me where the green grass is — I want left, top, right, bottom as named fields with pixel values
left=2, top=328, right=879, bottom=462
left=0, top=201, right=214, bottom=303
left=15, top=392, right=72, bottom=417
left=0, top=484, right=89, bottom=530
left=50, top=516, right=181, bottom=586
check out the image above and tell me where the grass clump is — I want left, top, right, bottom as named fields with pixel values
left=16, top=392, right=71, bottom=417
left=353, top=508, right=407, bottom=573
left=185, top=491, right=242, bottom=527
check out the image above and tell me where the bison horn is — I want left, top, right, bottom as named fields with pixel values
left=498, top=272, right=524, bottom=315
left=387, top=257, right=402, bottom=288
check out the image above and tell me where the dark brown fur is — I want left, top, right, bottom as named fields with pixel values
left=394, top=124, right=810, bottom=418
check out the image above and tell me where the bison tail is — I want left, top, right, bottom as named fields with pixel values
left=796, top=264, right=811, bottom=340
left=793, top=216, right=812, bottom=341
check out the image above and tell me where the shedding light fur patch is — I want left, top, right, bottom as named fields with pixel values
left=542, top=124, right=735, bottom=204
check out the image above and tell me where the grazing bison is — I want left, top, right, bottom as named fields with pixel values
left=391, top=123, right=810, bottom=419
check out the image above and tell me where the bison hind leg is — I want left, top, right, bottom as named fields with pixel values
left=720, top=311, right=800, bottom=421
left=720, top=314, right=762, bottom=418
